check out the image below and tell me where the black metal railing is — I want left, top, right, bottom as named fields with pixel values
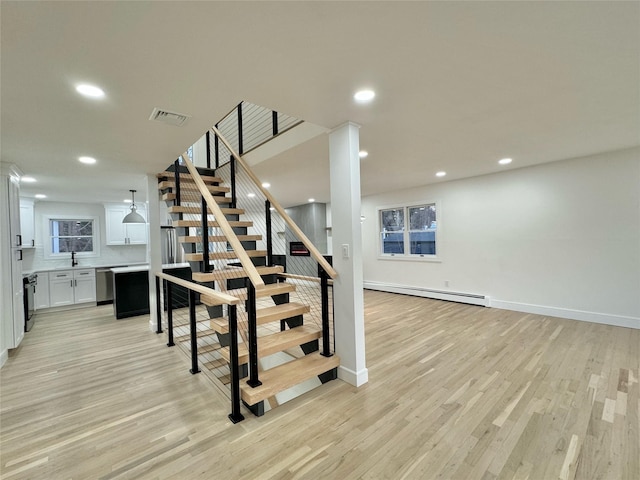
left=155, top=272, right=244, bottom=424
left=211, top=101, right=302, bottom=168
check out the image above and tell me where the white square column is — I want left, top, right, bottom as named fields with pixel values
left=329, top=122, right=368, bottom=386
left=147, top=173, right=162, bottom=332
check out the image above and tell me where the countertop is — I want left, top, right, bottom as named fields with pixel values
left=111, top=263, right=190, bottom=274
left=24, top=262, right=149, bottom=276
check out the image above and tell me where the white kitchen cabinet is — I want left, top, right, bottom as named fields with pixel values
left=49, top=271, right=74, bottom=307
left=35, top=272, right=50, bottom=309
left=19, top=199, right=35, bottom=248
left=49, top=269, right=96, bottom=307
left=1, top=169, right=25, bottom=349
left=73, top=269, right=96, bottom=303
left=105, top=204, right=147, bottom=245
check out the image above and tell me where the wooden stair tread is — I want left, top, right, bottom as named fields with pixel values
left=168, top=206, right=243, bottom=215
left=185, top=250, right=266, bottom=262
left=163, top=193, right=231, bottom=204
left=225, top=282, right=295, bottom=301
left=210, top=302, right=310, bottom=333
left=219, top=325, right=321, bottom=364
left=179, top=234, right=262, bottom=244
left=173, top=220, right=252, bottom=228
left=258, top=302, right=310, bottom=324
left=157, top=171, right=223, bottom=184
left=193, top=265, right=283, bottom=283
left=158, top=181, right=230, bottom=193
left=202, top=282, right=295, bottom=306
left=240, top=352, right=340, bottom=406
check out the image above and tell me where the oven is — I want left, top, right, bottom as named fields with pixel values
left=23, top=273, right=37, bottom=332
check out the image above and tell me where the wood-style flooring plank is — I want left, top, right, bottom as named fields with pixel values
left=1, top=292, right=639, bottom=479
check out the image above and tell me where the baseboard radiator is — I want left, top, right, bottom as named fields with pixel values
left=363, top=281, right=490, bottom=307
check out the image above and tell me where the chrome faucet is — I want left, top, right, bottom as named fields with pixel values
left=71, top=251, right=78, bottom=267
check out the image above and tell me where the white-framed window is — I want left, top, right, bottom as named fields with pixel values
left=44, top=215, right=100, bottom=259
left=379, top=203, right=438, bottom=259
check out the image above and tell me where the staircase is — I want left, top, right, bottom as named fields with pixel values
left=157, top=159, right=339, bottom=417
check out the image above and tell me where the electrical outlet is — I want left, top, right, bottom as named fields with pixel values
left=444, top=280, right=450, bottom=287
left=342, top=244, right=350, bottom=259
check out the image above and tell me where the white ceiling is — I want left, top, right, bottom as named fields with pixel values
left=2, top=1, right=639, bottom=208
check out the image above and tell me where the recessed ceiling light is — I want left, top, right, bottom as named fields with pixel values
left=359, top=150, right=368, bottom=159
left=436, top=171, right=447, bottom=177
left=35, top=194, right=47, bottom=199
left=308, top=198, right=315, bottom=203
left=75, top=84, right=105, bottom=98
left=354, top=89, right=375, bottom=103
left=499, top=158, right=512, bottom=165
left=124, top=199, right=132, bottom=203
left=78, top=156, right=97, bottom=164
left=247, top=193, right=256, bottom=198
left=262, top=182, right=271, bottom=188
left=269, top=207, right=275, bottom=211
left=21, top=176, right=36, bottom=183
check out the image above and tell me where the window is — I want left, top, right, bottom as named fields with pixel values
left=408, top=204, right=436, bottom=255
left=48, top=218, right=96, bottom=256
left=379, top=203, right=438, bottom=258
left=380, top=208, right=405, bottom=254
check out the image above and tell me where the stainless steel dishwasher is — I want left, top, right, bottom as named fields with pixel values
left=96, top=267, right=116, bottom=305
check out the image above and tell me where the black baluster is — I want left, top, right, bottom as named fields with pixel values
left=201, top=197, right=210, bottom=273
left=265, top=200, right=272, bottom=267
left=166, top=280, right=175, bottom=347
left=246, top=279, right=261, bottom=387
left=155, top=276, right=163, bottom=334
left=228, top=304, right=245, bottom=423
left=189, top=289, right=200, bottom=374
left=320, top=267, right=332, bottom=357
left=272, top=110, right=278, bottom=136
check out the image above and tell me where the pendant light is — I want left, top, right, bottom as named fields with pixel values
left=122, top=190, right=146, bottom=224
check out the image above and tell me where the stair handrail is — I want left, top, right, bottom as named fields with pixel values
left=155, top=271, right=241, bottom=305
left=210, top=125, right=338, bottom=279
left=179, top=153, right=266, bottom=290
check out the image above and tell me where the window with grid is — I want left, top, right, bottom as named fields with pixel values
left=50, top=219, right=95, bottom=254
left=379, top=203, right=437, bottom=258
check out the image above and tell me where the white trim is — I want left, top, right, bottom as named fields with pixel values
left=0, top=348, right=8, bottom=368
left=364, top=281, right=489, bottom=307
left=363, top=281, right=639, bottom=329
left=490, top=299, right=639, bottom=330
left=377, top=255, right=442, bottom=263
left=338, top=365, right=369, bottom=387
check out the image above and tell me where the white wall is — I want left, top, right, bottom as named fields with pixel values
left=361, top=148, right=640, bottom=328
left=191, top=134, right=208, bottom=168
left=23, top=201, right=147, bottom=272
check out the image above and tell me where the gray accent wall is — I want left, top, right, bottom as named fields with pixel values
left=284, top=202, right=327, bottom=278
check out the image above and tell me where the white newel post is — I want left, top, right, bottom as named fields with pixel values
left=329, top=122, right=368, bottom=386
left=147, top=173, right=162, bottom=332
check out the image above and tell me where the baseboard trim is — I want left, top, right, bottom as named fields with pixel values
left=363, top=281, right=639, bottom=330
left=490, top=299, right=639, bottom=330
left=338, top=365, right=369, bottom=387
left=0, top=348, right=8, bottom=369
left=364, top=281, right=490, bottom=307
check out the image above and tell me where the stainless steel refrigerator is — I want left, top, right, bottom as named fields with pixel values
left=160, top=226, right=186, bottom=265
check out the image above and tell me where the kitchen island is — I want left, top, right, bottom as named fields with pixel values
left=111, top=263, right=192, bottom=319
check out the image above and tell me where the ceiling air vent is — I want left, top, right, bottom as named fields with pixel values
left=149, top=108, right=191, bottom=127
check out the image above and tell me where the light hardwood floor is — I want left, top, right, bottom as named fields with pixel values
left=1, top=291, right=638, bottom=479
